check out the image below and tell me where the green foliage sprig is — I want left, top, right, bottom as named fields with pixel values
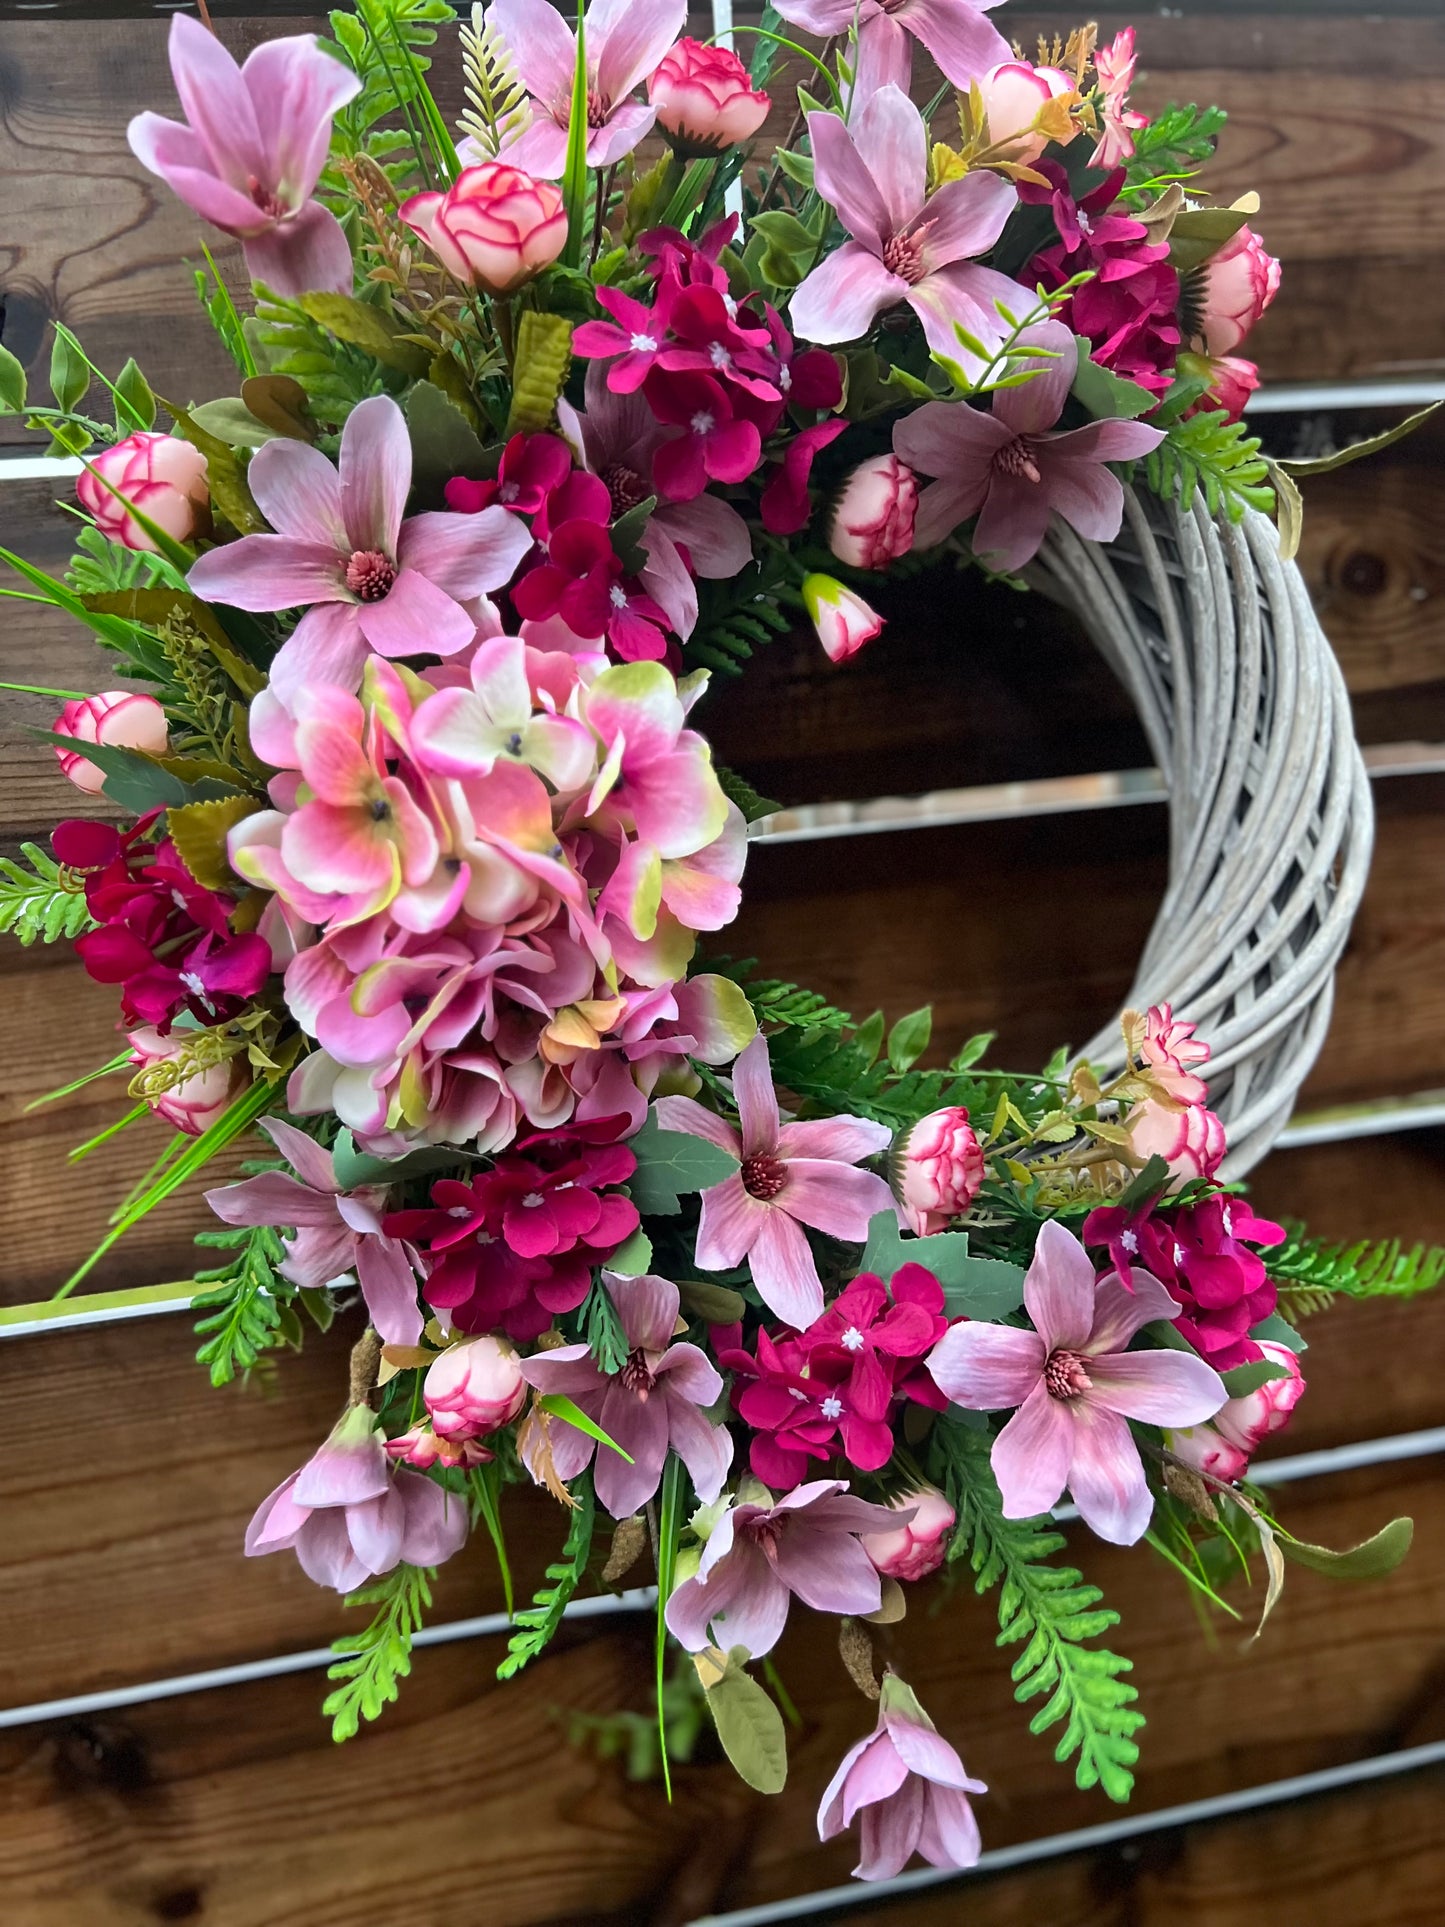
left=458, top=1, right=531, bottom=157
left=1267, top=1227, right=1445, bottom=1313
left=327, top=0, right=457, bottom=189
left=497, top=1473, right=596, bottom=1679
left=0, top=844, right=93, bottom=947
left=935, top=1420, right=1143, bottom=1801
left=191, top=1222, right=292, bottom=1386
left=1123, top=102, right=1228, bottom=195
left=1146, top=409, right=1275, bottom=523
left=685, top=549, right=799, bottom=677
left=251, top=288, right=389, bottom=425
left=324, top=1561, right=435, bottom=1741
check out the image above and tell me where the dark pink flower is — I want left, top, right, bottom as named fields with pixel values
left=759, top=419, right=847, bottom=536
left=644, top=370, right=763, bottom=501
left=573, top=279, right=681, bottom=392
left=445, top=432, right=572, bottom=516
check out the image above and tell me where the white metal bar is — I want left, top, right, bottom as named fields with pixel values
left=1245, top=378, right=1445, bottom=415
left=684, top=1737, right=1445, bottom=1927
left=0, top=454, right=83, bottom=481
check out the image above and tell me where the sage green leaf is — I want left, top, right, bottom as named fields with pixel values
left=405, top=379, right=488, bottom=502
left=703, top=1654, right=788, bottom=1793
left=606, top=1227, right=653, bottom=1277
left=1278, top=1517, right=1413, bottom=1580
left=505, top=310, right=573, bottom=436
left=535, top=1392, right=635, bottom=1462
left=114, top=358, right=157, bottom=432
left=329, top=1127, right=459, bottom=1193
left=1278, top=401, right=1441, bottom=478
left=1219, top=1357, right=1293, bottom=1398
left=626, top=1109, right=739, bottom=1216
left=190, top=398, right=285, bottom=449
left=887, top=1005, right=932, bottom=1073
left=36, top=732, right=241, bottom=812
left=1167, top=206, right=1248, bottom=275
left=0, top=341, right=27, bottom=413
left=677, top=1279, right=747, bottom=1324
left=1071, top=342, right=1156, bottom=421
left=1249, top=1310, right=1307, bottom=1353
left=861, top=1212, right=1025, bottom=1317
left=49, top=327, right=89, bottom=413
left=297, top=291, right=429, bottom=377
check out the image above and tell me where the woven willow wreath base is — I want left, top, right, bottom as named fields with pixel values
left=1027, top=489, right=1374, bottom=1176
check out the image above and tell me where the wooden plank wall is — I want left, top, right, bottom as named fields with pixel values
left=1, top=4, right=1443, bottom=1923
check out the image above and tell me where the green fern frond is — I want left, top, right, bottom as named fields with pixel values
left=685, top=554, right=796, bottom=677
left=324, top=1561, right=434, bottom=1741
left=933, top=1420, right=1143, bottom=1801
left=1267, top=1226, right=1445, bottom=1303
left=1145, top=409, right=1275, bottom=524
left=191, top=1222, right=291, bottom=1386
left=458, top=2, right=532, bottom=157
left=1122, top=102, right=1227, bottom=195
left=0, top=843, right=94, bottom=947
left=251, top=289, right=389, bottom=425
left=714, top=764, right=781, bottom=825
left=497, top=1474, right=595, bottom=1679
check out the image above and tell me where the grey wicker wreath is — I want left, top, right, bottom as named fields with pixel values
left=1025, top=489, right=1374, bottom=1177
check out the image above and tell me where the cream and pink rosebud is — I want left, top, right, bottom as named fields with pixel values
left=400, top=162, right=568, bottom=295
left=977, top=61, right=1076, bottom=164
left=801, top=573, right=885, bottom=664
left=861, top=1488, right=956, bottom=1583
left=424, top=1335, right=527, bottom=1440
left=54, top=691, right=170, bottom=795
left=829, top=454, right=918, bottom=571
left=648, top=39, right=771, bottom=155
left=1169, top=1340, right=1306, bottom=1485
left=896, top=1106, right=986, bottom=1236
left=76, top=432, right=209, bottom=553
left=128, top=1029, right=245, bottom=1137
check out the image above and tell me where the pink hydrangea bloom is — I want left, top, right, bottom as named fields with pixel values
left=656, top=1032, right=895, bottom=1327
left=127, top=15, right=361, bottom=298
left=819, top=1674, right=986, bottom=1882
left=927, top=1221, right=1226, bottom=1543
left=893, top=325, right=1164, bottom=572
left=187, top=394, right=532, bottom=708
left=205, top=1116, right=424, bottom=1345
left=665, top=1479, right=900, bottom=1656
left=790, top=87, right=1022, bottom=368
left=245, top=1405, right=467, bottom=1592
left=517, top=1271, right=733, bottom=1516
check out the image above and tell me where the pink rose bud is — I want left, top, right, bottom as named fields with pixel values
left=424, top=1335, right=527, bottom=1440
left=1178, top=349, right=1260, bottom=425
left=897, top=1106, right=986, bottom=1236
left=1167, top=1420, right=1251, bottom=1485
left=829, top=454, right=919, bottom=571
left=1215, top=1340, right=1307, bottom=1456
left=75, top=431, right=209, bottom=552
left=1197, top=224, right=1281, bottom=358
left=399, top=162, right=568, bottom=295
left=861, top=1487, right=956, bottom=1583
left=384, top=1421, right=495, bottom=1471
left=648, top=39, right=771, bottom=156
left=1125, top=1095, right=1227, bottom=1182
left=801, top=573, right=885, bottom=663
left=127, top=1028, right=245, bottom=1136
left=978, top=61, right=1077, bottom=163
left=53, top=690, right=170, bottom=795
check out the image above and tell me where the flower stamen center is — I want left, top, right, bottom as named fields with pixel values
left=741, top=1152, right=789, bottom=1202
left=620, top=1347, right=656, bottom=1400
left=881, top=230, right=926, bottom=284
left=346, top=549, right=397, bottom=601
left=994, top=438, right=1043, bottom=485
left=1044, top=1348, right=1092, bottom=1400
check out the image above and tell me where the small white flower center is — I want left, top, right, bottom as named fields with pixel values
left=840, top=1326, right=866, bottom=1352
left=1221, top=1204, right=1233, bottom=1233
left=788, top=1385, right=809, bottom=1403
left=521, top=1192, right=545, bottom=1208
left=1119, top=1229, right=1138, bottom=1254
left=630, top=332, right=658, bottom=353
left=690, top=410, right=716, bottom=436
left=475, top=1229, right=496, bottom=1245
left=499, top=480, right=520, bottom=502
left=708, top=342, right=731, bottom=371
left=178, top=969, right=215, bottom=1014
left=609, top=583, right=628, bottom=609
left=778, top=362, right=792, bottom=391
left=820, top=1395, right=843, bottom=1420
left=722, top=293, right=738, bottom=318
left=447, top=1205, right=472, bottom=1219
left=171, top=888, right=191, bottom=912
left=1077, top=207, right=1094, bottom=236
left=1173, top=1242, right=1187, bottom=1264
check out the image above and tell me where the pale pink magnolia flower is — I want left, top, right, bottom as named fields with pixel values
left=54, top=690, right=170, bottom=794
left=128, top=15, right=361, bottom=298
left=517, top=1271, right=732, bottom=1517
left=819, top=1673, right=986, bottom=1881
left=801, top=573, right=886, bottom=663
left=665, top=1478, right=901, bottom=1657
left=773, top=0, right=1008, bottom=96
left=204, top=1115, right=425, bottom=1345
left=487, top=0, right=687, bottom=178
left=187, top=394, right=531, bottom=709
left=893, top=324, right=1165, bottom=573
left=927, top=1220, right=1226, bottom=1544
left=245, top=1405, right=467, bottom=1592
left=789, top=87, right=1023, bottom=366
left=1090, top=28, right=1148, bottom=169
left=656, top=1032, right=895, bottom=1327
left=978, top=60, right=1077, bottom=165
left=76, top=433, right=209, bottom=553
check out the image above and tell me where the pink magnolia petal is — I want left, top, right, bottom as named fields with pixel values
left=127, top=113, right=264, bottom=232
left=970, top=472, right=1054, bottom=573
left=993, top=321, right=1077, bottom=437
left=1022, top=1219, right=1097, bottom=1351
left=245, top=1474, right=308, bottom=1554
left=774, top=1522, right=882, bottom=1616
left=749, top=1207, right=826, bottom=1328
left=893, top=398, right=1008, bottom=479
left=259, top=1115, right=338, bottom=1194
left=204, top=1169, right=342, bottom=1230
left=818, top=1731, right=874, bottom=1840
left=781, top=1160, right=896, bottom=1241
left=916, top=1783, right=984, bottom=1871
left=593, top=0, right=687, bottom=105
left=851, top=85, right=928, bottom=234
left=807, top=110, right=891, bottom=250
left=500, top=117, right=572, bottom=180
left=789, top=243, right=909, bottom=348
left=652, top=1094, right=744, bottom=1159
left=355, top=1237, right=423, bottom=1347
left=990, top=1382, right=1075, bottom=1517
left=1065, top=1400, right=1154, bottom=1545
left=854, top=12, right=912, bottom=96
left=345, top=1485, right=407, bottom=1576
left=397, top=505, right=532, bottom=600
left=339, top=395, right=411, bottom=553
left=1035, top=450, right=1126, bottom=545
left=913, top=167, right=1016, bottom=273
left=655, top=494, right=753, bottom=578
left=1088, top=1266, right=1191, bottom=1353
left=1086, top=1350, right=1226, bottom=1427
left=357, top=569, right=475, bottom=659
left=268, top=603, right=370, bottom=708
left=857, top=1774, right=925, bottom=1881
left=926, top=1320, right=1045, bottom=1409
left=607, top=1271, right=680, bottom=1353
left=592, top=1378, right=670, bottom=1518
left=663, top=1389, right=733, bottom=1502
left=167, top=13, right=266, bottom=188
left=294, top=1510, right=371, bottom=1593
left=242, top=33, right=362, bottom=205
left=243, top=199, right=355, bottom=300
left=732, top=1031, right=781, bottom=1156
left=839, top=1730, right=911, bottom=1828
left=489, top=0, right=576, bottom=110
left=899, top=0, right=1011, bottom=86
left=586, top=102, right=657, bottom=169
left=188, top=533, right=347, bottom=612
left=694, top=1172, right=763, bottom=1270
left=885, top=1712, right=973, bottom=1791
left=396, top=1471, right=469, bottom=1566
left=776, top=1115, right=892, bottom=1163
left=705, top=1546, right=793, bottom=1659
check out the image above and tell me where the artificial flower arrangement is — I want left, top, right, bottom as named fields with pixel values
left=0, top=0, right=1435, bottom=1885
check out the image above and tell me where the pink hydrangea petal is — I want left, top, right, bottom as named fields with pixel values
left=1065, top=1400, right=1154, bottom=1544
left=990, top=1381, right=1074, bottom=1517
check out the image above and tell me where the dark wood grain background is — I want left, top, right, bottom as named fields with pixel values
left=1, top=4, right=1443, bottom=1922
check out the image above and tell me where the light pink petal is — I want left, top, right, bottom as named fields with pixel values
left=501, top=116, right=571, bottom=180
left=663, top=1391, right=733, bottom=1503
left=857, top=1775, right=924, bottom=1881
left=748, top=1207, right=826, bottom=1328
left=637, top=524, right=698, bottom=638
left=656, top=1342, right=726, bottom=1408
left=807, top=111, right=890, bottom=251
left=245, top=1474, right=308, bottom=1554
left=899, top=0, right=1011, bottom=86
left=586, top=102, right=657, bottom=168
left=593, top=0, right=687, bottom=104
left=653, top=1094, right=744, bottom=1159
left=1023, top=1219, right=1097, bottom=1351
left=732, top=1032, right=781, bottom=1156
left=705, top=1546, right=793, bottom=1659
left=187, top=534, right=347, bottom=612
left=339, top=394, right=411, bottom=555
left=851, top=84, right=927, bottom=233
left=970, top=473, right=1054, bottom=574
left=655, top=495, right=753, bottom=578
left=776, top=1115, right=892, bottom=1163
left=908, top=262, right=1022, bottom=372
left=167, top=13, right=265, bottom=187
left=126, top=114, right=263, bottom=231
left=294, top=1425, right=389, bottom=1508
left=1047, top=418, right=1167, bottom=464
left=294, top=1510, right=370, bottom=1593
left=1036, top=452, right=1126, bottom=545
left=854, top=13, right=912, bottom=97
left=789, top=242, right=907, bottom=348
left=397, top=505, right=532, bottom=599
left=780, top=1160, right=896, bottom=1241
left=489, top=0, right=577, bottom=110
left=893, top=398, right=1009, bottom=478
left=1065, top=1401, right=1153, bottom=1545
left=1086, top=1351, right=1226, bottom=1427
left=607, top=1270, right=680, bottom=1353
left=992, top=321, right=1077, bottom=436
left=243, top=200, right=355, bottom=300
left=990, top=1382, right=1075, bottom=1517
left=926, top=1321, right=1045, bottom=1409
left=818, top=1732, right=876, bottom=1840
left=1088, top=1266, right=1192, bottom=1354
left=396, top=1472, right=469, bottom=1566
left=592, top=1379, right=670, bottom=1518
left=886, top=1715, right=972, bottom=1791
left=840, top=1730, right=911, bottom=1828
left=259, top=1115, right=339, bottom=1193
left=204, top=1169, right=341, bottom=1230
left=355, top=1237, right=424, bottom=1347
left=357, top=569, right=475, bottom=659
left=912, top=167, right=1016, bottom=274
left=268, top=604, right=370, bottom=708
left=694, top=1172, right=763, bottom=1270
left=242, top=33, right=362, bottom=204
left=909, top=478, right=985, bottom=550
left=916, top=1783, right=984, bottom=1871
left=345, top=1485, right=407, bottom=1576
left=774, top=1523, right=882, bottom=1616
